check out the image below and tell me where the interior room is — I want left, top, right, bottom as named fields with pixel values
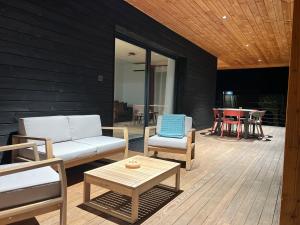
left=114, top=38, right=175, bottom=140
left=0, top=1, right=299, bottom=225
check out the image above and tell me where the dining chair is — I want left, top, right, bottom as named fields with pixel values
left=249, top=110, right=266, bottom=138
left=221, top=110, right=244, bottom=139
left=211, top=108, right=222, bottom=134
left=133, top=104, right=144, bottom=124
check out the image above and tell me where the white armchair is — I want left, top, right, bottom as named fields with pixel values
left=0, top=143, right=67, bottom=225
left=144, top=116, right=196, bottom=170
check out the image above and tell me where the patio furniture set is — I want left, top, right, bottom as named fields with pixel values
left=211, top=108, right=266, bottom=139
left=0, top=114, right=195, bottom=224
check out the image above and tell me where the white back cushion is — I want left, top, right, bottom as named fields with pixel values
left=67, top=115, right=102, bottom=140
left=185, top=117, right=193, bottom=135
left=157, top=115, right=192, bottom=136
left=19, top=116, right=72, bottom=144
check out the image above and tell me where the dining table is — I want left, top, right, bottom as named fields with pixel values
left=214, top=108, right=258, bottom=139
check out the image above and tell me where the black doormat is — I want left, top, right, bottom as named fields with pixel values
left=78, top=185, right=182, bottom=225
left=10, top=218, right=39, bottom=225
left=129, top=138, right=144, bottom=153
left=12, top=186, right=182, bottom=225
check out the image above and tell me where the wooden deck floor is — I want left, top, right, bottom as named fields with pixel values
left=29, top=126, right=284, bottom=225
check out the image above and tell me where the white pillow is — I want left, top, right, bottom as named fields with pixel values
left=67, top=115, right=102, bottom=140
left=19, top=116, right=72, bottom=145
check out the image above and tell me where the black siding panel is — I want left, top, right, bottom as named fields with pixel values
left=0, top=0, right=217, bottom=145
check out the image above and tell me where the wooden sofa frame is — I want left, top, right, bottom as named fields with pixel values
left=12, top=127, right=129, bottom=169
left=144, top=126, right=196, bottom=170
left=0, top=143, right=67, bottom=225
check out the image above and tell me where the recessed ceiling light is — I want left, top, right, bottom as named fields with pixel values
left=128, top=52, right=136, bottom=56
left=258, top=59, right=263, bottom=62
left=245, top=44, right=249, bottom=47
left=222, top=15, right=227, bottom=20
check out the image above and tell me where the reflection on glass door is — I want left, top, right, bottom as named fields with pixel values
left=149, top=52, right=175, bottom=125
left=114, top=38, right=146, bottom=140
left=113, top=38, right=176, bottom=140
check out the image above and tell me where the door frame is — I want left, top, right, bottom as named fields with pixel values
left=113, top=33, right=178, bottom=130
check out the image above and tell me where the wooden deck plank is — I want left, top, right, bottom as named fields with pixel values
left=31, top=126, right=284, bottom=225
left=171, top=140, right=268, bottom=225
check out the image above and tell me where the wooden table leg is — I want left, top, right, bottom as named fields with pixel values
left=83, top=180, right=91, bottom=203
left=131, top=191, right=139, bottom=223
left=175, top=167, right=180, bottom=192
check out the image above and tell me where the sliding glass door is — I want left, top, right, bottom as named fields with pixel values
left=114, top=38, right=175, bottom=140
left=114, top=39, right=146, bottom=139
left=149, top=51, right=175, bottom=125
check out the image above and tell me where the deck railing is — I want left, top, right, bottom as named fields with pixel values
left=216, top=93, right=286, bottom=127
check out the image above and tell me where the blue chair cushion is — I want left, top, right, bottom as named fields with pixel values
left=159, top=114, right=185, bottom=138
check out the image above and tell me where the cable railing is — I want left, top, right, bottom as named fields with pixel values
left=216, top=94, right=287, bottom=127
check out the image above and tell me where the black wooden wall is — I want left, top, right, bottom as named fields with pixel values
left=0, top=0, right=217, bottom=145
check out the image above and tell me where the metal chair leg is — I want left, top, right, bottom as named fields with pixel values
left=259, top=124, right=264, bottom=137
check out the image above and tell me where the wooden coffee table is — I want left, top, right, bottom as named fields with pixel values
left=83, top=155, right=180, bottom=223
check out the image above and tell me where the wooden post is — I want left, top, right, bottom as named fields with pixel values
left=280, top=0, right=300, bottom=224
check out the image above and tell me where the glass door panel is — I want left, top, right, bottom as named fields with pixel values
left=114, top=38, right=146, bottom=140
left=149, top=52, right=176, bottom=125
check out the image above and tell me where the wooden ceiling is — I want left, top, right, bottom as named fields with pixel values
left=125, top=0, right=294, bottom=69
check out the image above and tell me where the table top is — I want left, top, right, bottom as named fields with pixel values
left=84, top=155, right=180, bottom=189
left=215, top=108, right=257, bottom=112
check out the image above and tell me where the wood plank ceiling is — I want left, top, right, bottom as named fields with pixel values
left=125, top=0, right=294, bottom=69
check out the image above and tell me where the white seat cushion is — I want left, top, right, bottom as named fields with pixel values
left=67, top=115, right=102, bottom=140
left=18, top=141, right=98, bottom=161
left=148, top=135, right=187, bottom=149
left=19, top=116, right=72, bottom=145
left=0, top=163, right=60, bottom=210
left=157, top=115, right=192, bottom=136
left=74, top=136, right=126, bottom=153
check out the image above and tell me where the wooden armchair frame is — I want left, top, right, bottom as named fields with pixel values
left=12, top=126, right=129, bottom=168
left=0, top=143, right=67, bottom=225
left=144, top=126, right=196, bottom=170
left=102, top=126, right=129, bottom=158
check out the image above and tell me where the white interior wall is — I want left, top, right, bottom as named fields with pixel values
left=122, top=63, right=145, bottom=106
left=154, top=66, right=167, bottom=115
left=164, top=58, right=175, bottom=114
left=114, top=59, right=145, bottom=106
left=114, top=57, right=175, bottom=112
left=114, top=59, right=124, bottom=101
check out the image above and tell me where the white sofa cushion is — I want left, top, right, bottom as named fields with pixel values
left=18, top=141, right=98, bottom=161
left=74, top=136, right=126, bottom=154
left=148, top=135, right=187, bottom=149
left=19, top=116, right=71, bottom=145
left=67, top=115, right=102, bottom=140
left=157, top=115, right=192, bottom=136
left=0, top=163, right=60, bottom=210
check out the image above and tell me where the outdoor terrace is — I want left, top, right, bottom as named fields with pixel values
left=15, top=126, right=284, bottom=225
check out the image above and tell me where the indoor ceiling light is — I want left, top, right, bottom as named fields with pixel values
left=128, top=52, right=136, bottom=56
left=222, top=15, right=227, bottom=20
left=245, top=44, right=249, bottom=47
left=258, top=59, right=263, bottom=62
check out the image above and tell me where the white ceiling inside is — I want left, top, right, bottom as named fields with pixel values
left=115, top=38, right=168, bottom=65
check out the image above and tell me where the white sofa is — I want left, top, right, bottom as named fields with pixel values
left=12, top=115, right=128, bottom=168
